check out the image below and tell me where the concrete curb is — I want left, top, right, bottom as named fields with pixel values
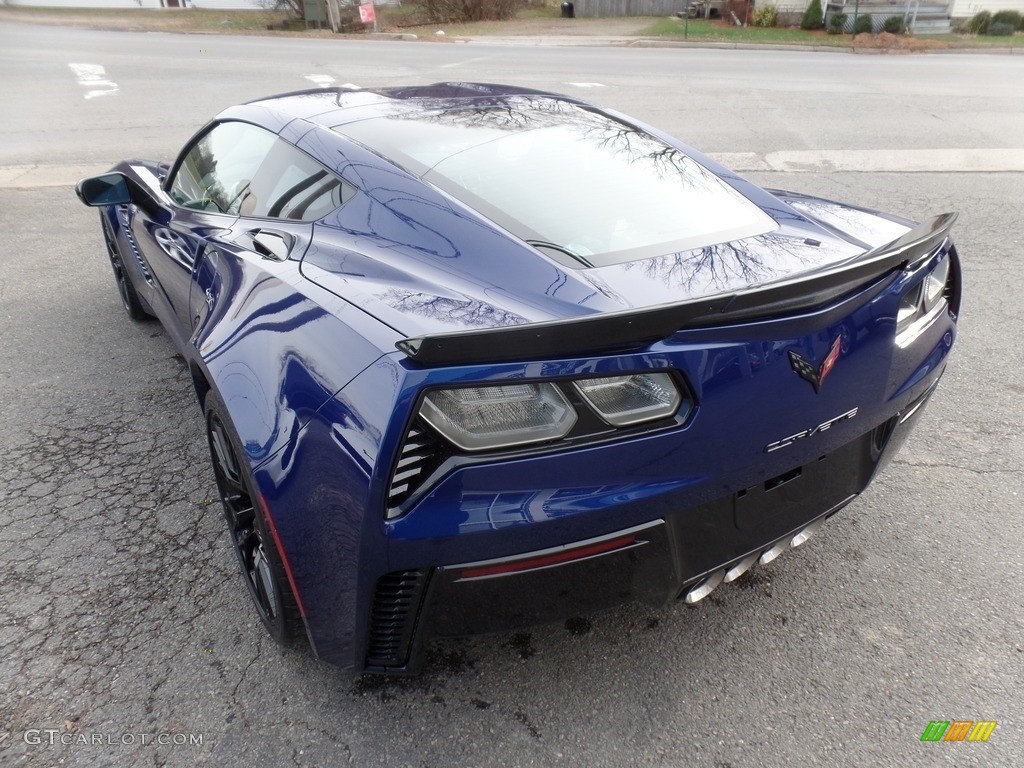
left=7, top=149, right=1024, bottom=189
left=432, top=34, right=1020, bottom=55
left=629, top=39, right=853, bottom=52
left=367, top=32, right=418, bottom=41
left=0, top=164, right=111, bottom=189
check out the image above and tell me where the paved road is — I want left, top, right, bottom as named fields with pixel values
left=1, top=21, right=1022, bottom=768
left=3, top=21, right=1024, bottom=167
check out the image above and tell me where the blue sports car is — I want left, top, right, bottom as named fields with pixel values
left=76, top=83, right=960, bottom=674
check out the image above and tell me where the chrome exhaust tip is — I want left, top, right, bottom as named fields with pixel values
left=724, top=554, right=759, bottom=583
left=684, top=568, right=725, bottom=604
left=759, top=539, right=790, bottom=565
left=684, top=518, right=827, bottom=604
left=791, top=518, right=825, bottom=548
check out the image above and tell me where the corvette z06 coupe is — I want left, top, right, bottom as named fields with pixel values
left=76, top=84, right=960, bottom=674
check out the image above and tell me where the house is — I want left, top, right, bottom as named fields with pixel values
left=823, top=0, right=1024, bottom=33
left=950, top=0, right=1024, bottom=14
left=569, top=0, right=1024, bottom=28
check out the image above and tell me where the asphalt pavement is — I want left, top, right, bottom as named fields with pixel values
left=0, top=20, right=1022, bottom=768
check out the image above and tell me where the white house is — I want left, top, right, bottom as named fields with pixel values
left=950, top=0, right=1024, bottom=14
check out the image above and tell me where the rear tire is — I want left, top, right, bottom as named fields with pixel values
left=205, top=393, right=303, bottom=645
left=101, top=215, right=149, bottom=321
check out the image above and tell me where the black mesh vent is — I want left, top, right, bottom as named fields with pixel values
left=118, top=206, right=153, bottom=284
left=365, top=569, right=428, bottom=668
left=387, top=420, right=447, bottom=509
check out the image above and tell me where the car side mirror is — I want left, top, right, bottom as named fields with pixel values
left=76, top=173, right=132, bottom=207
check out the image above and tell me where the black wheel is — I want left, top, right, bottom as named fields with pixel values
left=205, top=394, right=303, bottom=645
left=101, top=215, right=149, bottom=321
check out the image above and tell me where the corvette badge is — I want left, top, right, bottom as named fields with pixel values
left=788, top=336, right=842, bottom=393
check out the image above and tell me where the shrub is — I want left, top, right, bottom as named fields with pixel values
left=853, top=14, right=873, bottom=34
left=827, top=12, right=847, bottom=34
left=753, top=4, right=778, bottom=27
left=421, top=0, right=523, bottom=23
left=968, top=10, right=991, bottom=34
left=882, top=15, right=904, bottom=33
left=950, top=17, right=971, bottom=33
left=991, top=10, right=1021, bottom=29
left=988, top=21, right=1015, bottom=36
left=801, top=0, right=824, bottom=29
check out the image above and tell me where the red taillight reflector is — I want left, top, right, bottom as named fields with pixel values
left=458, top=534, right=638, bottom=581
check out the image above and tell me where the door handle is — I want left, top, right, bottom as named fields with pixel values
left=249, top=229, right=293, bottom=261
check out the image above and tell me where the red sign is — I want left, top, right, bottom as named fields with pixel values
left=359, top=3, right=376, bottom=24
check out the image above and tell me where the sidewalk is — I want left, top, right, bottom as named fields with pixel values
left=415, top=33, right=1020, bottom=53
left=436, top=33, right=1020, bottom=53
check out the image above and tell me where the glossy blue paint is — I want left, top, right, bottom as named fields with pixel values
left=382, top=269, right=953, bottom=551
left=78, top=84, right=960, bottom=671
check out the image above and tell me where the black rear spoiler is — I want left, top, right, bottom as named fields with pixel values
left=395, top=213, right=957, bottom=366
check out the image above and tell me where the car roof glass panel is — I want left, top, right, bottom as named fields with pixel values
left=335, top=98, right=776, bottom=267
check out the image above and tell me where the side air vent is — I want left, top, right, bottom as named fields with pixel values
left=365, top=569, right=428, bottom=669
left=386, top=420, right=448, bottom=513
left=117, top=206, right=153, bottom=284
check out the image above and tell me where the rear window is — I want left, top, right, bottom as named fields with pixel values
left=335, top=99, right=775, bottom=268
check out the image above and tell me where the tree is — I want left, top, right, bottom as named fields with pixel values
left=801, top=0, right=824, bottom=30
left=261, top=0, right=305, bottom=15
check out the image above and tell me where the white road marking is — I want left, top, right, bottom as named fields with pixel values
left=340, top=83, right=361, bottom=90
left=439, top=56, right=490, bottom=69
left=565, top=82, right=606, bottom=88
left=68, top=62, right=118, bottom=100
left=305, top=74, right=336, bottom=87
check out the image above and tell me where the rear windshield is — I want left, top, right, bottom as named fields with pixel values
left=334, top=98, right=775, bottom=268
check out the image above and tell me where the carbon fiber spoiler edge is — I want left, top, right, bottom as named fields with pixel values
left=395, top=212, right=957, bottom=366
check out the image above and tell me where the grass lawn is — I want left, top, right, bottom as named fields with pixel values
left=642, top=18, right=851, bottom=45
left=642, top=17, right=1024, bottom=48
left=0, top=6, right=293, bottom=33
left=940, top=31, right=1024, bottom=47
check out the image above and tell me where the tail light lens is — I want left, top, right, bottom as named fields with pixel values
left=420, top=383, right=576, bottom=452
left=896, top=252, right=951, bottom=345
left=574, top=372, right=683, bottom=427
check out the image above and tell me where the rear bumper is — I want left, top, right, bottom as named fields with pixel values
left=287, top=241, right=957, bottom=671
left=364, top=379, right=939, bottom=674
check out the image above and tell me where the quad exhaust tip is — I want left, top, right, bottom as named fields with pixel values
left=724, top=554, right=758, bottom=583
left=684, top=519, right=825, bottom=604
left=683, top=568, right=725, bottom=604
left=759, top=540, right=789, bottom=566
left=791, top=518, right=824, bottom=548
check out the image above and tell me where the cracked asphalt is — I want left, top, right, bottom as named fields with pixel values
left=1, top=23, right=1022, bottom=768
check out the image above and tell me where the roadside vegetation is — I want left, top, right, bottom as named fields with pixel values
left=964, top=9, right=1024, bottom=35
left=642, top=13, right=1024, bottom=49
left=0, top=5, right=292, bottom=32
left=0, top=1, right=1021, bottom=49
left=643, top=17, right=849, bottom=44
